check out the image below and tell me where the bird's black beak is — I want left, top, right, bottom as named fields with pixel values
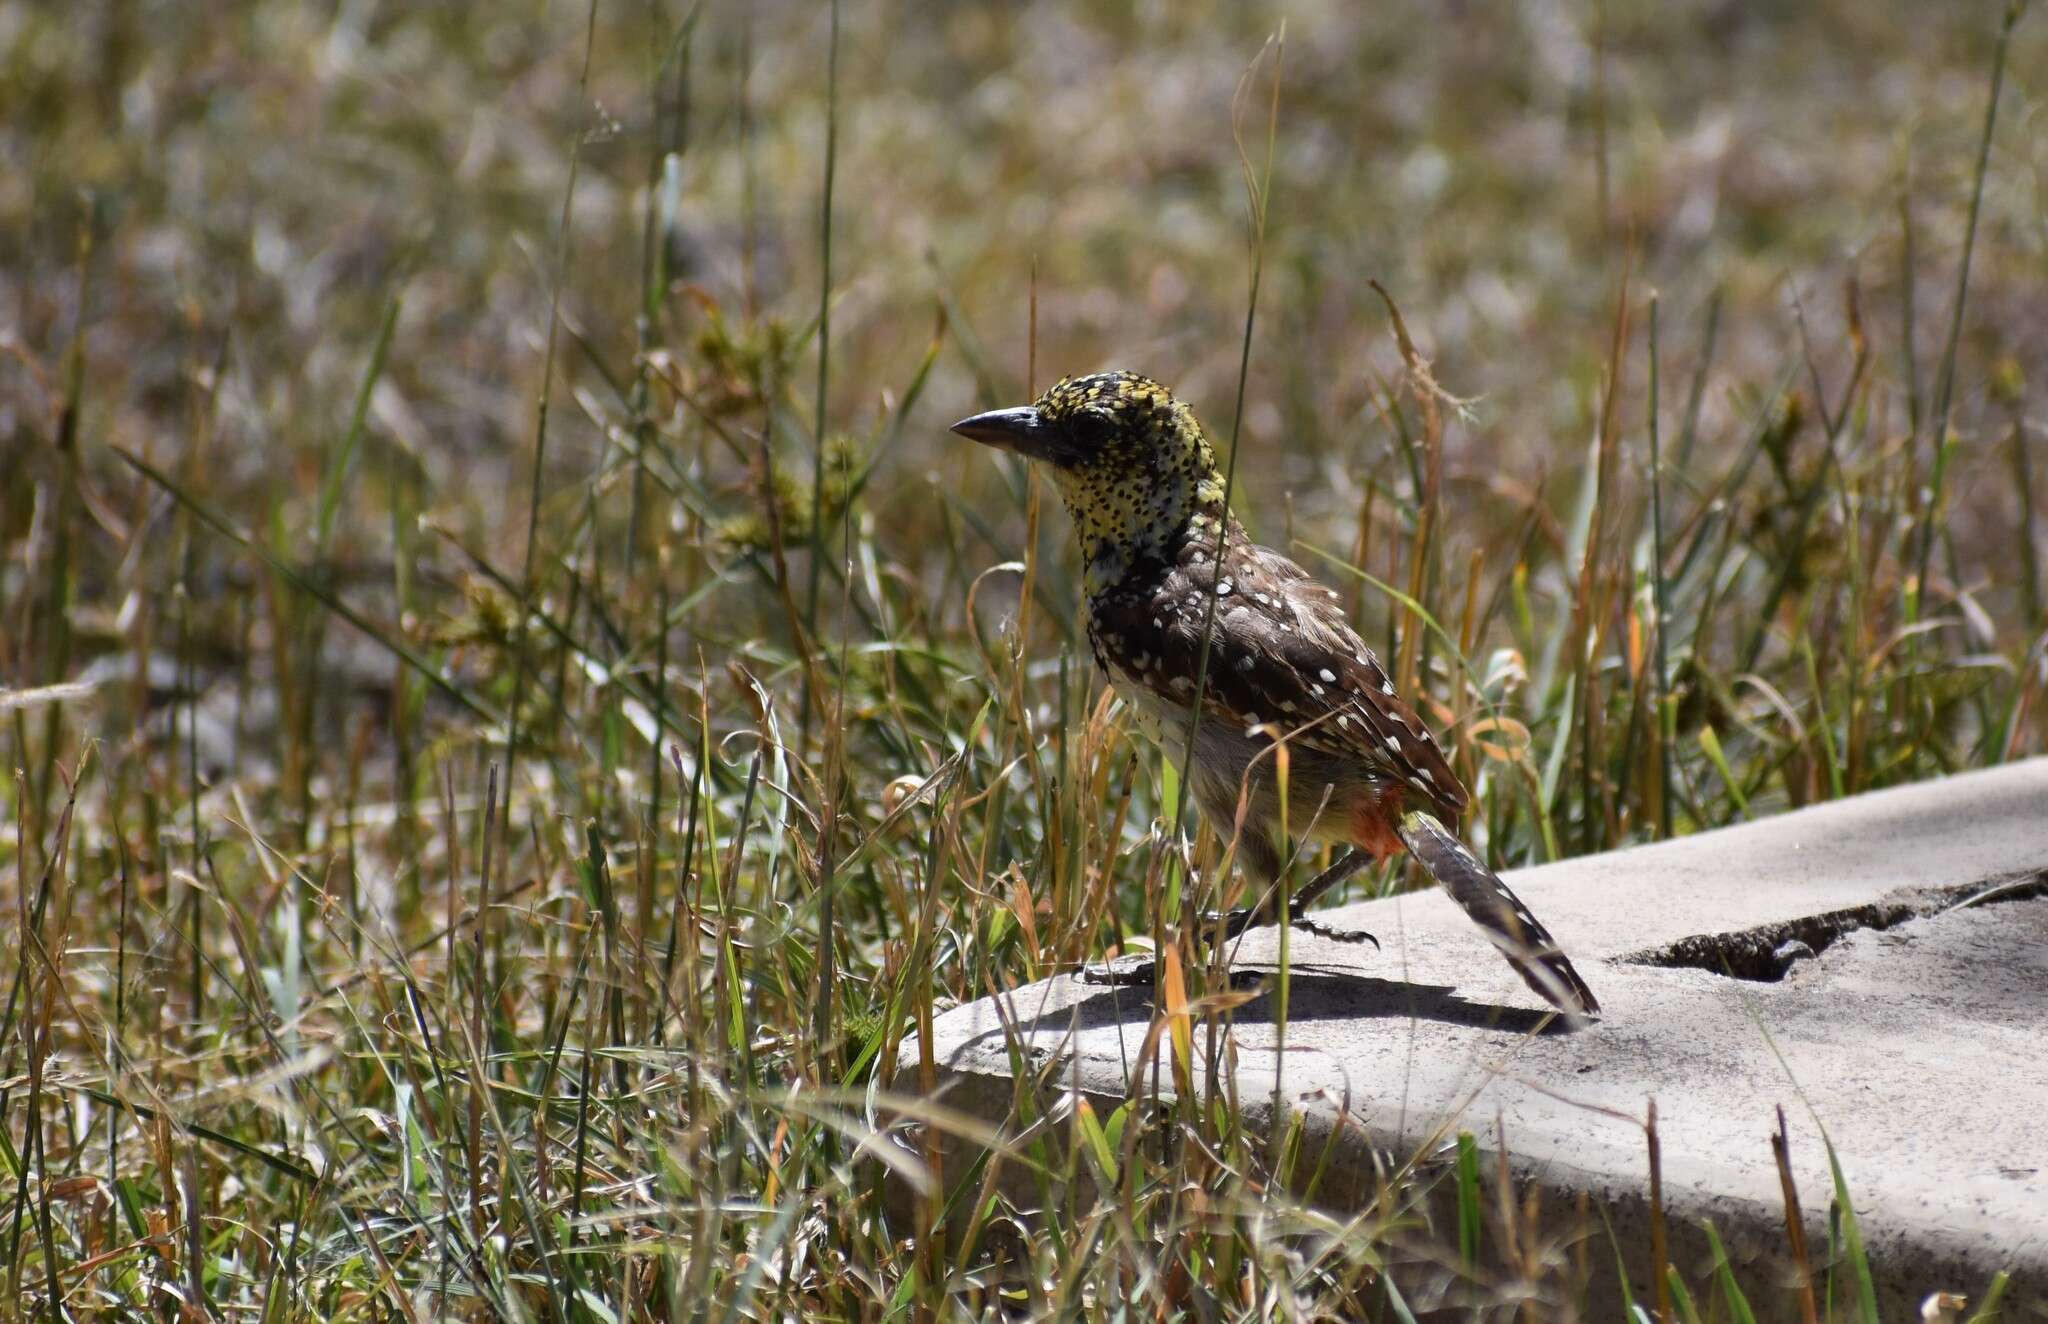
left=950, top=406, right=1077, bottom=465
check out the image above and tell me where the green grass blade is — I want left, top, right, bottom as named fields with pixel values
left=1822, top=1134, right=1881, bottom=1324
left=1455, top=1131, right=1483, bottom=1267
left=114, top=445, right=501, bottom=724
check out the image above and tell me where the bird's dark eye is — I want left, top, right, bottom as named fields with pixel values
left=1068, top=410, right=1116, bottom=448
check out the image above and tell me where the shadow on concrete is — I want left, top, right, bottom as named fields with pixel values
left=1008, top=970, right=1563, bottom=1042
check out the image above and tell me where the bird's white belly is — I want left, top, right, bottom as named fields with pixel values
left=1105, top=667, right=1184, bottom=755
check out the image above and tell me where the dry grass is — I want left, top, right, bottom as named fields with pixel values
left=2, top=0, right=2044, bottom=1317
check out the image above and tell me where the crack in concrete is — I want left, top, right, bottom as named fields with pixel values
left=1616, top=870, right=2048, bottom=981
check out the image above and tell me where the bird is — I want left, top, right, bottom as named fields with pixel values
left=951, top=370, right=1599, bottom=1017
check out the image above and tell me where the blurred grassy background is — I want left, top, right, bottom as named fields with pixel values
left=2, top=0, right=2045, bottom=1318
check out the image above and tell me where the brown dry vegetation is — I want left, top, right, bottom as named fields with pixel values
left=2, top=0, right=2045, bottom=1318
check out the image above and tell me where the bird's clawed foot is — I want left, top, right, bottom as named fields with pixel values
left=1205, top=907, right=1379, bottom=948
left=1079, top=849, right=1383, bottom=985
left=1284, top=914, right=1381, bottom=947
left=1078, top=910, right=1379, bottom=986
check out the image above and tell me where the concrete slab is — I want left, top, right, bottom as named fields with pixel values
left=904, top=759, right=2048, bottom=1319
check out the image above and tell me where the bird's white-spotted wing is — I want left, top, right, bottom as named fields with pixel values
left=1085, top=531, right=1467, bottom=820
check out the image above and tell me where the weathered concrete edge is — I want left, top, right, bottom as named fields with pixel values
left=1460, top=757, right=2048, bottom=957
left=910, top=1015, right=2044, bottom=1320
left=898, top=763, right=2048, bottom=1318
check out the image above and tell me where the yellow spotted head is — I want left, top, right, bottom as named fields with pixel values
left=951, top=372, right=1227, bottom=586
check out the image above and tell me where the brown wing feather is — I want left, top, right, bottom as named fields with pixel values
left=1085, top=530, right=1467, bottom=821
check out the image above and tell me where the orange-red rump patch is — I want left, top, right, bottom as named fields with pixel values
left=1346, top=784, right=1410, bottom=859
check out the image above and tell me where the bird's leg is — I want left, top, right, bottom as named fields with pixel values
left=1283, top=849, right=1380, bottom=946
left=1206, top=848, right=1377, bottom=944
left=1213, top=847, right=1378, bottom=946
left=1080, top=838, right=1379, bottom=987
left=1289, top=847, right=1375, bottom=913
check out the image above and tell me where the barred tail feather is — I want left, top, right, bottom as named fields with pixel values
left=1397, top=810, right=1600, bottom=1017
